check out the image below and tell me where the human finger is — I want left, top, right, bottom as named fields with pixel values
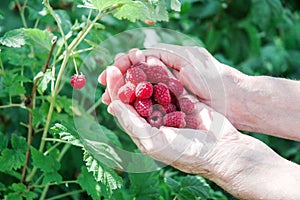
left=108, top=100, right=204, bottom=164
left=128, top=48, right=146, bottom=65
left=106, top=66, right=125, bottom=101
left=113, top=53, right=132, bottom=74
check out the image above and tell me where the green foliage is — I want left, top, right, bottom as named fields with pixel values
left=165, top=175, right=226, bottom=200
left=0, top=0, right=299, bottom=199
left=0, top=134, right=28, bottom=172
left=77, top=166, right=102, bottom=199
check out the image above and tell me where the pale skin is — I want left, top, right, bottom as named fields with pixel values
left=98, top=44, right=300, bottom=199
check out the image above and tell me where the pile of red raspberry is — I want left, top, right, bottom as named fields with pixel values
left=117, top=62, right=200, bottom=129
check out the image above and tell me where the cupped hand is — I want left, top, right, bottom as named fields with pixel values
left=98, top=51, right=246, bottom=177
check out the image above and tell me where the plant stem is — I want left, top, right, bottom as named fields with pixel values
left=16, top=0, right=28, bottom=28
left=57, top=144, right=71, bottom=161
left=32, top=180, right=78, bottom=189
left=39, top=185, right=50, bottom=200
left=21, top=37, right=58, bottom=184
left=45, top=189, right=85, bottom=200
left=0, top=104, right=26, bottom=109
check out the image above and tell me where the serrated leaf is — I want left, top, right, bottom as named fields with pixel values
left=78, top=166, right=102, bottom=200
left=5, top=183, right=37, bottom=200
left=42, top=172, right=63, bottom=185
left=129, top=171, right=160, bottom=200
left=166, top=175, right=212, bottom=200
left=164, top=176, right=180, bottom=191
left=0, top=135, right=28, bottom=171
left=11, top=134, right=28, bottom=153
left=2, top=73, right=28, bottom=97
left=50, top=123, right=83, bottom=147
left=91, top=0, right=131, bottom=12
left=113, top=1, right=150, bottom=22
left=24, top=28, right=54, bottom=51
left=75, top=116, right=123, bottom=170
left=0, top=29, right=26, bottom=48
left=31, top=147, right=61, bottom=173
left=171, top=0, right=181, bottom=11
left=83, top=150, right=122, bottom=192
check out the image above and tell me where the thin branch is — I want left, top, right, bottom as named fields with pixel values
left=21, top=37, right=58, bottom=184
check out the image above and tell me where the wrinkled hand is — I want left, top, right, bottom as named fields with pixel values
left=98, top=48, right=244, bottom=176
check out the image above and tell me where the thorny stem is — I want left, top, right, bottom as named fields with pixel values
left=21, top=37, right=57, bottom=184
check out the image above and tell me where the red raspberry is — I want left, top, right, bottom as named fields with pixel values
left=134, top=98, right=153, bottom=117
left=145, top=65, right=169, bottom=84
left=185, top=115, right=200, bottom=129
left=135, top=81, right=153, bottom=99
left=145, top=20, right=155, bottom=25
left=70, top=74, right=86, bottom=89
left=118, top=82, right=136, bottom=103
left=156, top=103, right=177, bottom=114
left=132, top=62, right=148, bottom=71
left=178, top=97, right=195, bottom=114
left=163, top=111, right=186, bottom=128
left=153, top=83, right=171, bottom=106
left=168, top=77, right=183, bottom=97
left=125, top=67, right=147, bottom=85
left=147, top=110, right=163, bottom=128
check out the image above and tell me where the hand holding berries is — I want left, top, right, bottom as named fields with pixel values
left=113, top=57, right=200, bottom=129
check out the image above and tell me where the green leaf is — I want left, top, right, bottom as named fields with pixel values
left=31, top=147, right=61, bottom=173
left=5, top=183, right=37, bottom=200
left=165, top=175, right=213, bottom=200
left=42, top=171, right=63, bottom=185
left=74, top=115, right=123, bottom=171
left=129, top=171, right=160, bottom=200
left=0, top=135, right=28, bottom=171
left=113, top=1, right=150, bottom=22
left=24, top=28, right=54, bottom=51
left=164, top=176, right=180, bottom=191
left=0, top=28, right=53, bottom=50
left=91, top=0, right=131, bottom=12
left=170, top=0, right=181, bottom=11
left=35, top=68, right=55, bottom=95
left=83, top=150, right=123, bottom=192
left=0, top=29, right=26, bottom=48
left=1, top=73, right=28, bottom=97
left=78, top=166, right=102, bottom=200
left=50, top=123, right=83, bottom=147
